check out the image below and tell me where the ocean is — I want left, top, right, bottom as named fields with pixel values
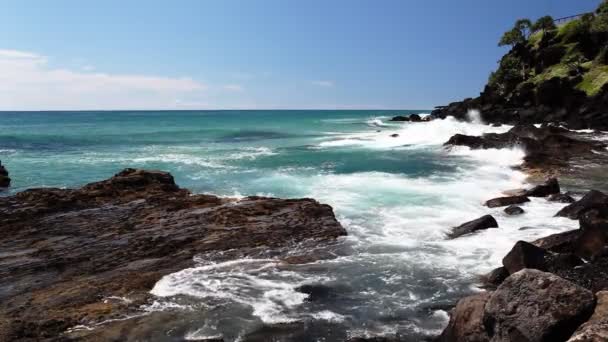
left=0, top=110, right=578, bottom=340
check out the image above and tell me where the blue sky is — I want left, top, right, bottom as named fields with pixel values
left=0, top=0, right=601, bottom=110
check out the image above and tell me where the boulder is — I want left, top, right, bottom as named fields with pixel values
left=568, top=291, right=608, bottom=342
left=390, top=133, right=399, bottom=138
left=532, top=230, right=581, bottom=253
left=523, top=178, right=560, bottom=197
left=575, top=210, right=608, bottom=260
left=436, top=292, right=491, bottom=342
left=447, top=215, right=498, bottom=239
left=486, top=196, right=530, bottom=208
left=484, top=269, right=595, bottom=342
left=548, top=193, right=576, bottom=204
left=504, top=205, right=525, bottom=216
left=295, top=284, right=341, bottom=302
left=409, top=114, right=422, bottom=122
left=556, top=190, right=608, bottom=220
left=389, top=115, right=409, bottom=122
left=502, top=241, right=547, bottom=274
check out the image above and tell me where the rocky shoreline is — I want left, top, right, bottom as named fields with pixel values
left=431, top=122, right=608, bottom=341
left=0, top=168, right=347, bottom=341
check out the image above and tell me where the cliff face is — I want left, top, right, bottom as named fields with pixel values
left=433, top=4, right=608, bottom=130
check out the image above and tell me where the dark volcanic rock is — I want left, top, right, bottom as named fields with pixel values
left=548, top=193, right=576, bottom=203
left=523, top=178, right=560, bottom=197
left=568, top=291, right=608, bottom=342
left=0, top=160, right=10, bottom=188
left=389, top=115, right=409, bottom=122
left=0, top=169, right=347, bottom=341
left=390, top=133, right=399, bottom=138
left=409, top=114, right=422, bottom=122
left=486, top=195, right=530, bottom=208
left=504, top=205, right=525, bottom=216
left=502, top=241, right=547, bottom=274
left=436, top=292, right=491, bottom=342
left=483, top=269, right=595, bottom=342
left=556, top=190, right=608, bottom=220
left=447, top=215, right=498, bottom=239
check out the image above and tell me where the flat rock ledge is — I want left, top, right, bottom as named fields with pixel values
left=0, top=168, right=347, bottom=341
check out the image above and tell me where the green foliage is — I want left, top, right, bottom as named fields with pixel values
left=558, top=18, right=591, bottom=43
left=576, top=64, right=608, bottom=95
left=499, top=28, right=525, bottom=47
left=532, top=16, right=556, bottom=32
left=489, top=54, right=525, bottom=94
left=515, top=18, right=533, bottom=38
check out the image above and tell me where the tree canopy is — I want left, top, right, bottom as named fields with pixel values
left=532, top=16, right=556, bottom=32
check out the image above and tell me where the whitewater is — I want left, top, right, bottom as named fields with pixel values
left=0, top=110, right=579, bottom=341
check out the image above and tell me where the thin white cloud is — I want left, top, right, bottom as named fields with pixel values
left=311, top=80, right=334, bottom=87
left=222, top=84, right=244, bottom=91
left=0, top=49, right=207, bottom=110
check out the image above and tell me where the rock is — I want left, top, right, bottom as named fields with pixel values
left=548, top=193, right=576, bottom=203
left=409, top=114, right=422, bottom=122
left=523, top=178, right=560, bottom=197
left=568, top=291, right=608, bottom=342
left=0, top=161, right=10, bottom=188
left=502, top=241, right=547, bottom=274
left=532, top=230, right=581, bottom=253
left=485, top=196, right=530, bottom=208
left=436, top=292, right=491, bottom=342
left=556, top=190, right=608, bottom=220
left=447, top=215, right=498, bottom=239
left=421, top=115, right=433, bottom=122
left=484, top=269, right=595, bottom=342
left=576, top=210, right=608, bottom=260
left=295, top=284, right=343, bottom=302
left=389, top=115, right=409, bottom=122
left=0, top=169, right=347, bottom=340
left=481, top=267, right=510, bottom=289
left=504, top=205, right=525, bottom=216
left=390, top=133, right=399, bottom=138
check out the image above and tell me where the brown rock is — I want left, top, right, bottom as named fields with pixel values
left=0, top=169, right=346, bottom=340
left=436, top=292, right=491, bottom=342
left=556, top=190, right=608, bottom=220
left=568, top=291, right=608, bottom=341
left=504, top=205, right=525, bottom=215
left=576, top=210, right=608, bottom=260
left=485, top=196, right=530, bottom=208
left=523, top=178, right=560, bottom=197
left=502, top=241, right=547, bottom=274
left=484, top=269, right=595, bottom=342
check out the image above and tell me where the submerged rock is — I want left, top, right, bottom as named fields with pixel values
left=485, top=195, right=530, bottom=208
left=504, top=205, right=524, bottom=216
left=556, top=190, right=608, bottom=220
left=0, top=169, right=346, bottom=340
left=436, top=292, right=491, bottom=342
left=484, top=269, right=595, bottom=342
left=409, top=114, right=422, bottom=122
left=548, top=193, right=576, bottom=203
left=447, top=215, right=498, bottom=239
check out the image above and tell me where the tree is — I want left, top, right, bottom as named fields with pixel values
left=515, top=18, right=533, bottom=39
left=499, top=28, right=525, bottom=47
left=592, top=1, right=608, bottom=33
left=532, top=16, right=556, bottom=33
left=498, top=18, right=532, bottom=47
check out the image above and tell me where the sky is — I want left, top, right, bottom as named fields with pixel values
left=0, top=0, right=601, bottom=110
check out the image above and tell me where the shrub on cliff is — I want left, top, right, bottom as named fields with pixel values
left=532, top=15, right=556, bottom=33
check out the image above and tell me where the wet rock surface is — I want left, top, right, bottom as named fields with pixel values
left=568, top=291, right=608, bottom=342
left=0, top=160, right=10, bottom=188
left=447, top=215, right=498, bottom=239
left=0, top=168, right=347, bottom=341
left=436, top=292, right=491, bottom=342
left=485, top=195, right=530, bottom=208
left=504, top=205, right=524, bottom=216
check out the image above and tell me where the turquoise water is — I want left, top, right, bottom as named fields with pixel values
left=0, top=110, right=579, bottom=341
